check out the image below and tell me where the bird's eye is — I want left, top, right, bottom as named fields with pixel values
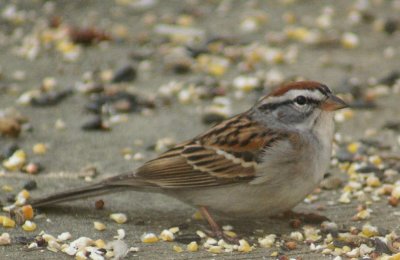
left=294, top=95, right=307, bottom=106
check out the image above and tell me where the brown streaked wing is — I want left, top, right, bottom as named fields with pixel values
left=134, top=114, right=285, bottom=188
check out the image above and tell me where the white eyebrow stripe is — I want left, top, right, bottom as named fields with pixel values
left=263, top=89, right=326, bottom=104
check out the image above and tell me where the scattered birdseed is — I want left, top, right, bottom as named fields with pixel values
left=115, top=229, right=125, bottom=240
left=141, top=233, right=159, bottom=243
left=258, top=234, right=276, bottom=248
left=57, top=232, right=72, bottom=241
left=0, top=233, right=11, bottom=245
left=208, top=245, right=222, bottom=254
left=1, top=216, right=16, bottom=228
left=173, top=245, right=183, bottom=253
left=159, top=229, right=175, bottom=241
left=22, top=220, right=37, bottom=232
left=93, top=221, right=106, bottom=231
left=2, top=149, right=26, bottom=171
left=238, top=239, right=252, bottom=253
left=109, top=213, right=127, bottom=224
left=186, top=241, right=198, bottom=252
left=32, top=143, right=48, bottom=155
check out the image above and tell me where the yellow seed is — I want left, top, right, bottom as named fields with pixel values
left=18, top=189, right=30, bottom=199
left=270, top=251, right=279, bottom=257
left=354, top=209, right=370, bottom=220
left=366, top=176, right=381, bottom=187
left=192, top=210, right=203, bottom=220
left=223, top=230, right=237, bottom=238
left=369, top=155, right=382, bottom=166
left=22, top=220, right=37, bottom=231
left=94, top=239, right=106, bottom=248
left=361, top=224, right=379, bottom=237
left=173, top=245, right=183, bottom=253
left=3, top=150, right=27, bottom=171
left=2, top=216, right=16, bottom=228
left=2, top=185, right=13, bottom=192
left=169, top=227, right=180, bottom=233
left=208, top=246, right=222, bottom=254
left=186, top=241, right=198, bottom=252
left=341, top=32, right=359, bottom=49
left=141, top=233, right=159, bottom=243
left=33, top=143, right=47, bottom=155
left=238, top=239, right=252, bottom=253
left=109, top=213, right=127, bottom=224
left=208, top=63, right=226, bottom=77
left=93, top=221, right=106, bottom=231
left=389, top=253, right=400, bottom=260
left=347, top=142, right=360, bottom=154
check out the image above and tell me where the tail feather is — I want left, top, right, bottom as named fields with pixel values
left=30, top=182, right=127, bottom=208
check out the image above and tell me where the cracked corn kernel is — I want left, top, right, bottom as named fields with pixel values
left=258, top=234, right=276, bottom=248
left=187, top=241, right=198, bottom=252
left=169, top=227, right=179, bottom=233
left=160, top=229, right=174, bottom=241
left=21, top=205, right=34, bottom=220
left=361, top=223, right=379, bottom=237
left=366, top=176, right=381, bottom=187
left=392, top=186, right=400, bottom=199
left=2, top=216, right=15, bottom=228
left=223, top=230, right=237, bottom=238
left=0, top=233, right=11, bottom=245
left=3, top=150, right=26, bottom=171
left=94, top=239, right=106, bottom=248
left=22, top=220, right=36, bottom=231
left=347, top=142, right=360, bottom=154
left=93, top=221, right=106, bottom=231
left=208, top=245, right=222, bottom=254
left=32, top=143, right=47, bottom=155
left=173, top=245, right=183, bottom=253
left=341, top=32, right=359, bottom=49
left=109, top=213, right=127, bottom=224
left=238, top=239, right=252, bottom=253
left=141, top=233, right=159, bottom=243
left=353, top=209, right=371, bottom=220
left=192, top=210, right=203, bottom=220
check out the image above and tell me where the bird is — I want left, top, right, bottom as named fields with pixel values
left=28, top=80, right=347, bottom=240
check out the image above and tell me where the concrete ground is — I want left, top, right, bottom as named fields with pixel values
left=1, top=0, right=400, bottom=259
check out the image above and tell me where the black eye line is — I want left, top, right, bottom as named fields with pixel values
left=294, top=97, right=321, bottom=106
left=258, top=98, right=321, bottom=112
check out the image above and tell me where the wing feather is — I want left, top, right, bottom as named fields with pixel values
left=134, top=114, right=289, bottom=188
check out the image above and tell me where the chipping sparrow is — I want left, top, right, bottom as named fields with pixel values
left=29, top=81, right=347, bottom=238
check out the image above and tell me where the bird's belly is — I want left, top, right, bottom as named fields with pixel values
left=172, top=173, right=319, bottom=218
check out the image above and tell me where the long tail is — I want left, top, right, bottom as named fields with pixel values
left=30, top=173, right=153, bottom=208
left=30, top=182, right=127, bottom=208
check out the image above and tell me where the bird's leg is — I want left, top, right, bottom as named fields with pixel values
left=199, top=206, right=239, bottom=244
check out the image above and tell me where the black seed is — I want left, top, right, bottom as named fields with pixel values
left=23, top=180, right=38, bottom=191
left=384, top=19, right=399, bottom=35
left=383, top=121, right=400, bottom=131
left=31, top=89, right=73, bottom=107
left=81, top=116, right=109, bottom=131
left=373, top=238, right=392, bottom=255
left=378, top=71, right=400, bottom=86
left=111, top=65, right=136, bottom=83
left=175, top=233, right=202, bottom=244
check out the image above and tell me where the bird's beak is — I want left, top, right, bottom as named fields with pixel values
left=321, top=94, right=348, bottom=111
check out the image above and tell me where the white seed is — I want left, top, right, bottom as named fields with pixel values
left=57, top=232, right=72, bottom=241
left=94, top=221, right=106, bottom=231
left=109, top=213, right=128, bottom=224
left=159, top=229, right=174, bottom=241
